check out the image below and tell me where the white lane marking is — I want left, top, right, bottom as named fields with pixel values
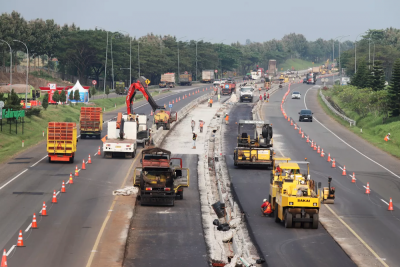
left=338, top=166, right=343, bottom=170
left=94, top=152, right=98, bottom=156
left=0, top=169, right=28, bottom=190
left=6, top=245, right=16, bottom=256
left=25, top=223, right=32, bottom=232
left=30, top=155, right=48, bottom=167
left=304, top=87, right=400, bottom=180
left=78, top=135, right=81, bottom=138
left=56, top=191, right=60, bottom=196
left=381, top=199, right=389, bottom=205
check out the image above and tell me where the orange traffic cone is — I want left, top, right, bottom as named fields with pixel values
left=75, top=165, right=79, bottom=177
left=294, top=124, right=297, bottom=130
left=32, top=213, right=38, bottom=229
left=352, top=172, right=356, bottom=183
left=82, top=159, right=86, bottom=170
left=313, top=143, right=317, bottom=151
left=365, top=182, right=370, bottom=194
left=88, top=155, right=92, bottom=164
left=306, top=136, right=310, bottom=143
left=332, top=158, right=336, bottom=168
left=189, top=93, right=191, bottom=96
left=172, top=100, right=174, bottom=104
left=388, top=198, right=394, bottom=211
left=61, top=181, right=66, bottom=193
left=69, top=173, right=74, bottom=184
left=41, top=202, right=47, bottom=216
left=52, top=190, right=57, bottom=203
left=311, top=140, right=314, bottom=147
left=206, top=87, right=207, bottom=90
left=179, top=97, right=181, bottom=101
left=299, top=127, right=302, bottom=134
left=17, top=230, right=24, bottom=247
left=302, top=132, right=304, bottom=138
left=291, top=120, right=293, bottom=126
left=150, top=110, right=154, bottom=116
left=284, top=114, right=287, bottom=119
left=1, top=249, right=7, bottom=267
left=327, top=153, right=331, bottom=162
left=98, top=146, right=101, bottom=156
left=342, top=165, right=347, bottom=176
left=317, top=146, right=320, bottom=153
left=321, top=149, right=324, bottom=157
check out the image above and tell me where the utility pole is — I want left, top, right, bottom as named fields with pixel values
left=96, top=26, right=108, bottom=96
left=13, top=40, right=29, bottom=104
left=0, top=40, right=12, bottom=92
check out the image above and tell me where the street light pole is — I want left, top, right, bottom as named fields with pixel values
left=13, top=40, right=29, bottom=103
left=177, top=36, right=187, bottom=84
left=354, top=32, right=365, bottom=74
left=138, top=39, right=140, bottom=77
left=338, top=36, right=349, bottom=77
left=118, top=30, right=132, bottom=84
left=111, top=33, right=117, bottom=90
left=0, top=40, right=12, bottom=92
left=96, top=27, right=108, bottom=96
left=219, top=39, right=226, bottom=79
left=195, top=37, right=205, bottom=82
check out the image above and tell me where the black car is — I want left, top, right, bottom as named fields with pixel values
left=299, top=109, right=313, bottom=122
left=303, top=78, right=307, bottom=84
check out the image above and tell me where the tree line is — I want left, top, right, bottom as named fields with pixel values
left=1, top=11, right=353, bottom=88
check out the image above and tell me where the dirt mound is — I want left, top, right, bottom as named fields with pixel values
left=0, top=72, right=71, bottom=89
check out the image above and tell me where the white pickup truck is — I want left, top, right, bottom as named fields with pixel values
left=239, top=86, right=254, bottom=102
left=103, top=120, right=137, bottom=159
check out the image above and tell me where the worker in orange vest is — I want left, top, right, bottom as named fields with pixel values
left=209, top=98, right=213, bottom=107
left=199, top=120, right=205, bottom=133
left=224, top=113, right=229, bottom=125
left=259, top=95, right=262, bottom=101
left=384, top=133, right=390, bottom=142
left=261, top=199, right=272, bottom=216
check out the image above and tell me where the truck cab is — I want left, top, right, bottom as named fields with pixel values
left=239, top=86, right=253, bottom=102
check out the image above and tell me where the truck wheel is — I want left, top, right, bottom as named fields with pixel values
left=274, top=203, right=280, bottom=223
left=284, top=212, right=293, bottom=228
left=48, top=157, right=52, bottom=163
left=70, top=156, right=74, bottom=163
left=304, top=214, right=310, bottom=229
left=180, top=190, right=184, bottom=200
left=312, top=214, right=319, bottom=229
left=294, top=214, right=301, bottom=228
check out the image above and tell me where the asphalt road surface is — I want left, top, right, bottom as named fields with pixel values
left=123, top=154, right=209, bottom=267
left=274, top=78, right=400, bottom=266
left=0, top=82, right=216, bottom=266
left=224, top=101, right=355, bottom=267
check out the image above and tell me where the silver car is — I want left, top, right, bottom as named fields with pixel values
left=292, top=91, right=301, bottom=99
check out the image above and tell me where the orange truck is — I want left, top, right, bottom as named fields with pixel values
left=80, top=107, right=103, bottom=139
left=47, top=122, right=77, bottom=163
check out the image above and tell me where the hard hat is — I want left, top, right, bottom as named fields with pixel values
left=193, top=131, right=195, bottom=133
left=389, top=133, right=391, bottom=135
left=263, top=199, right=267, bottom=202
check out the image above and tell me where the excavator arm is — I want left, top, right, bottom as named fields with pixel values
left=126, top=76, right=165, bottom=114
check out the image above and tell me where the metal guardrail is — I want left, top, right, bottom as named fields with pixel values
left=319, top=89, right=356, bottom=126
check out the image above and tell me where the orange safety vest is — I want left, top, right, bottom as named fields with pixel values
left=225, top=115, right=229, bottom=121
left=200, top=122, right=204, bottom=127
left=384, top=135, right=389, bottom=142
left=210, top=99, right=213, bottom=104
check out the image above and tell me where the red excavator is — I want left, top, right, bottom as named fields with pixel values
left=124, top=76, right=177, bottom=130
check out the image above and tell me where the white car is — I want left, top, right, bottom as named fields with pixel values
left=292, top=91, right=301, bottom=99
left=213, top=79, right=221, bottom=86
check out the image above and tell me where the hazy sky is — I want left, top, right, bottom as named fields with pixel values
left=1, top=0, right=399, bottom=44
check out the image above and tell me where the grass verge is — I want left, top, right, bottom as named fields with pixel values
left=278, top=58, right=323, bottom=72
left=0, top=90, right=166, bottom=163
left=317, top=90, right=400, bottom=159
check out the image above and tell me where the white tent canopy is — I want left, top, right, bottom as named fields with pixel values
left=68, top=80, right=87, bottom=93
left=67, top=80, right=89, bottom=103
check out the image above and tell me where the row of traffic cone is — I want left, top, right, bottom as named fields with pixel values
left=281, top=85, right=395, bottom=212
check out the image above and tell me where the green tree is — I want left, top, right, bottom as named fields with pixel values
left=60, top=89, right=67, bottom=103
left=105, top=86, right=110, bottom=98
left=52, top=90, right=60, bottom=107
left=90, top=86, right=96, bottom=99
left=42, top=93, right=49, bottom=110
left=6, top=89, right=21, bottom=109
left=388, top=59, right=400, bottom=117
left=370, top=60, right=386, bottom=91
left=74, top=90, right=80, bottom=102
left=69, top=90, right=74, bottom=101
left=0, top=92, right=4, bottom=101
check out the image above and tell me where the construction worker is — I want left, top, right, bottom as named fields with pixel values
left=258, top=87, right=261, bottom=94
left=384, top=133, right=391, bottom=142
left=259, top=95, right=262, bottom=101
left=267, top=93, right=270, bottom=102
left=209, top=98, right=213, bottom=108
left=218, top=93, right=220, bottom=102
left=191, top=119, right=195, bottom=132
left=199, top=120, right=204, bottom=133
left=207, top=98, right=210, bottom=106
left=276, top=165, right=281, bottom=174
left=192, top=131, right=197, bottom=149
left=261, top=199, right=272, bottom=216
left=224, top=113, right=229, bottom=125
left=263, top=92, right=267, bottom=101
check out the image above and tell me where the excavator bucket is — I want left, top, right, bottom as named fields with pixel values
left=169, top=111, right=178, bottom=122
left=133, top=167, right=142, bottom=186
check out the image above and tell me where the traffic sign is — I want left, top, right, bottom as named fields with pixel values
left=169, top=103, right=172, bottom=108
left=184, top=71, right=188, bottom=74
left=92, top=80, right=97, bottom=85
left=145, top=79, right=150, bottom=85
left=215, top=70, right=218, bottom=73
left=49, top=83, right=56, bottom=89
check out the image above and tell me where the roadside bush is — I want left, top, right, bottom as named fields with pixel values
left=64, top=117, right=74, bottom=122
left=25, top=107, right=42, bottom=117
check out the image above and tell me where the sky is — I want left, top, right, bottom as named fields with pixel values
left=1, top=0, right=400, bottom=44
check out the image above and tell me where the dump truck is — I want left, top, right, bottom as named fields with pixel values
left=160, top=73, right=176, bottom=88
left=201, top=70, right=215, bottom=83
left=312, top=66, right=320, bottom=74
left=103, top=116, right=137, bottom=159
left=79, top=107, right=103, bottom=139
left=179, top=73, right=192, bottom=86
left=268, top=60, right=277, bottom=76
left=133, top=147, right=189, bottom=206
left=306, top=73, right=317, bottom=84
left=269, top=159, right=320, bottom=229
left=47, top=122, right=77, bottom=163
left=121, top=113, right=150, bottom=147
left=221, top=81, right=236, bottom=95
left=233, top=120, right=273, bottom=168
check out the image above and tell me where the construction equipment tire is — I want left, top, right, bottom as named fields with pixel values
left=312, top=214, right=319, bottom=229
left=303, top=214, right=310, bottom=229
left=284, top=211, right=293, bottom=228
left=274, top=203, right=280, bottom=223
left=294, top=214, right=301, bottom=228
